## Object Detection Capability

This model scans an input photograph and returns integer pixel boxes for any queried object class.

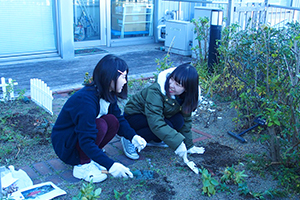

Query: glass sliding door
[111,0,154,39]
[73,0,106,47]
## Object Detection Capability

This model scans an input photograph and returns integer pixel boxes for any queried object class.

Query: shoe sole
[73,171,108,183]
[85,174,107,183]
[73,163,108,183]
[121,138,139,160]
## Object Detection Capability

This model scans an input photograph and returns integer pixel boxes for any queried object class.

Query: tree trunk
[268,126,281,162]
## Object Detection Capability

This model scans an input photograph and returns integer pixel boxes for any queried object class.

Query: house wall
[57,0,74,59]
[1,0,299,62]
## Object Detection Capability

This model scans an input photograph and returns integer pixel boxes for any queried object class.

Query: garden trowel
[185,160,199,174]
[183,155,199,174]
[101,169,155,180]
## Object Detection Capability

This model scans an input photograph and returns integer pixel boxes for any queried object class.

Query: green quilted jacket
[124,68,194,150]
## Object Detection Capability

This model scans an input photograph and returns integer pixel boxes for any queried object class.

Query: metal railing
[266,4,300,28]
[161,0,299,29]
[233,3,300,30]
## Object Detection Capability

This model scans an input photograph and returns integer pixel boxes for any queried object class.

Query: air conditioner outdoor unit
[164,20,193,56]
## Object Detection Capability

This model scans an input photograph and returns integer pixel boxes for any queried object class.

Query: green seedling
[72,180,102,200]
[221,165,248,185]
[200,167,219,196]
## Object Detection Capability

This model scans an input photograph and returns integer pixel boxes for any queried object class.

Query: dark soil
[0,96,299,200]
[196,142,239,173]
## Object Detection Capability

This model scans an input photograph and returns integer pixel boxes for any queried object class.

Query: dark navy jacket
[51,86,136,170]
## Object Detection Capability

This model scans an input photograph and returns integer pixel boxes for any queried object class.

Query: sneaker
[73,162,107,183]
[147,141,168,148]
[91,160,107,171]
[121,137,139,160]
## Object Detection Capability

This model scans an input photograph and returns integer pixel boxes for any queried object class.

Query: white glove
[187,146,205,154]
[131,135,147,152]
[108,162,133,178]
[174,142,188,162]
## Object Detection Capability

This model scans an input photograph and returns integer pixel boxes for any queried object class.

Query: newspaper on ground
[9,182,66,200]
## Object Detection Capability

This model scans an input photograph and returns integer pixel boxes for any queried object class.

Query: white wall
[58,0,74,59]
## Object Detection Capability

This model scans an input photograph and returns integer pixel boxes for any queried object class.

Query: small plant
[199,167,219,196]
[33,118,53,144]
[125,181,145,200]
[221,165,248,185]
[3,79,16,101]
[191,16,210,65]
[234,170,248,184]
[113,189,124,200]
[245,153,268,177]
[218,182,233,194]
[220,165,235,184]
[127,78,149,90]
[154,53,173,79]
[237,181,250,196]
[72,180,102,200]
[83,72,93,85]
[1,80,25,108]
[273,165,300,193]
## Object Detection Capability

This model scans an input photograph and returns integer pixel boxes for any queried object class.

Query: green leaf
[204,179,210,187]
[94,188,102,196]
[208,185,215,193]
[271,53,277,58]
[211,74,221,83]
[211,179,219,186]
[274,120,280,126]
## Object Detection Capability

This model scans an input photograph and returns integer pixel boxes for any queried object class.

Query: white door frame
[74,0,107,48]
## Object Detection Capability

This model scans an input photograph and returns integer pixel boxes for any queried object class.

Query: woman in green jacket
[121,63,205,161]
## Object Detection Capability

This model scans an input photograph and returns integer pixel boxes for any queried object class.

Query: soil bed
[0,94,299,200]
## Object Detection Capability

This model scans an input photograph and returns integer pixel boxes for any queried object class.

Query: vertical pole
[263,0,269,25]
[8,78,14,100]
[226,0,234,27]
[1,77,6,101]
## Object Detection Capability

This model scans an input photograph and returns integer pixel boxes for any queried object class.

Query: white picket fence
[0,77,18,101]
[30,78,53,115]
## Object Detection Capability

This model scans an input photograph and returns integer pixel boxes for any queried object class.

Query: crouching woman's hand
[187,146,205,154]
[108,162,133,178]
[131,135,147,152]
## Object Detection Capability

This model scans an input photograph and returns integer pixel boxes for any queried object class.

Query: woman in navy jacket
[51,54,146,183]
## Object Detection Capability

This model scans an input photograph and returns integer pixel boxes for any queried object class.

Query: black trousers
[124,112,184,142]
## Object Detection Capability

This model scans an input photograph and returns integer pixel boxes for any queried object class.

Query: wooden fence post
[30,78,53,115]
[0,77,18,101]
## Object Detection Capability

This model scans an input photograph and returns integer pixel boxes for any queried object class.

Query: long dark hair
[165,63,199,113]
[86,54,128,102]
